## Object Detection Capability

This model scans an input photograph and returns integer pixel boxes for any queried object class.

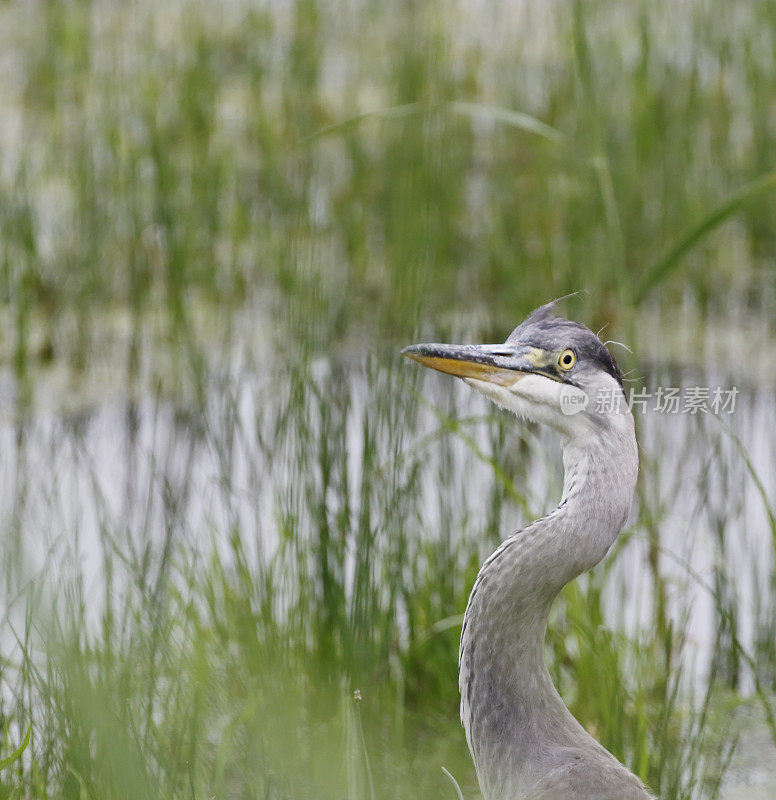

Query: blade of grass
[0,724,31,771]
[441,766,465,800]
[714,415,776,554]
[298,101,564,148]
[647,536,776,745]
[634,170,776,303]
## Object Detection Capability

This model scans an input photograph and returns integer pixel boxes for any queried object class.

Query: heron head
[402,300,630,438]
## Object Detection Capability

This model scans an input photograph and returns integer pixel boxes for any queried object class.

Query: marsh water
[4,334,775,675]
[3,299,776,796]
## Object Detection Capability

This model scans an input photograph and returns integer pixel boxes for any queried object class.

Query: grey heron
[403,301,653,800]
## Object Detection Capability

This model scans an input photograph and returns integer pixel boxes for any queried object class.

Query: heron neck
[459,421,637,800]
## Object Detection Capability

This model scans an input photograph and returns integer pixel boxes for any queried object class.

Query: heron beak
[401,342,558,386]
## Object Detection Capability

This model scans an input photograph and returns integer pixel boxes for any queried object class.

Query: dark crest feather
[507,299,624,388]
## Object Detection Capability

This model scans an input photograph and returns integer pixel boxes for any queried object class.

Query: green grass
[1,0,776,798]
[2,362,772,799]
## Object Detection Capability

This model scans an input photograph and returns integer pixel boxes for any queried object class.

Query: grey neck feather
[459,419,640,800]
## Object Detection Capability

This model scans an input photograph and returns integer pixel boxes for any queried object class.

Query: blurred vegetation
[0,0,775,798]
[1,0,775,389]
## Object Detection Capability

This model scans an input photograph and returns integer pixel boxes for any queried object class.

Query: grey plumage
[404,302,654,800]
[506,303,625,388]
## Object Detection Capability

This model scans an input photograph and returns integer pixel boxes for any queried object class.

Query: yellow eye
[558,349,576,371]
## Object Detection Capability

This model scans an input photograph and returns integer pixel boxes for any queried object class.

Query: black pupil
[563,353,572,365]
